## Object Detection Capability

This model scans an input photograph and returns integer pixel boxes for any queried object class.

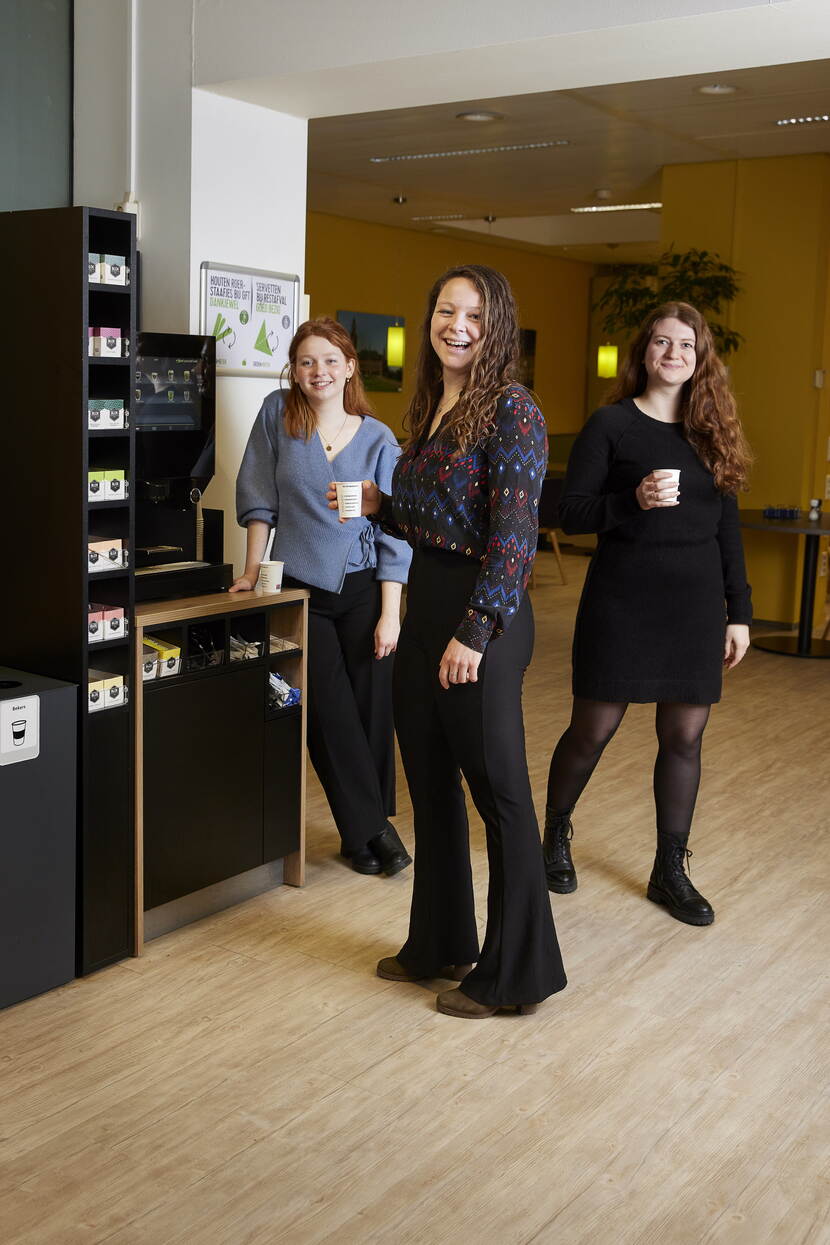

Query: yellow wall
[305,212,594,442]
[662,154,830,626]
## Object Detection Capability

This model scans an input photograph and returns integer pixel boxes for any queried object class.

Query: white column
[190,90,308,574]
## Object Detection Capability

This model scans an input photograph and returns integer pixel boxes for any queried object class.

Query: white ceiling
[198,0,830,120]
[194,0,783,89]
[307,59,830,263]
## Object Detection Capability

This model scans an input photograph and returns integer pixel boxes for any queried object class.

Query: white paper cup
[335,480,363,519]
[655,468,680,502]
[258,560,284,593]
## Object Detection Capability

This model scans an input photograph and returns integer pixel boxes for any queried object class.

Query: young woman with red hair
[234,318,412,877]
[543,303,752,926]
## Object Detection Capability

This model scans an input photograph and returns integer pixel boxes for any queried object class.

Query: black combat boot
[647,833,714,925]
[543,809,577,894]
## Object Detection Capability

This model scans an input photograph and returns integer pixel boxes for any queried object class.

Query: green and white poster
[199,262,300,378]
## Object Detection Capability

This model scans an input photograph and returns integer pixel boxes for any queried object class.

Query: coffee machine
[134,332,232,600]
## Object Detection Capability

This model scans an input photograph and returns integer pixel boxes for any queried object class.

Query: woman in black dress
[330,265,566,1017]
[543,302,752,925]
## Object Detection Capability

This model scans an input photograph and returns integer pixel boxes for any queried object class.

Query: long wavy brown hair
[283,317,373,439]
[404,265,519,453]
[608,301,751,493]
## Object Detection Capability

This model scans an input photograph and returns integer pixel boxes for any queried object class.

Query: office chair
[532,475,567,587]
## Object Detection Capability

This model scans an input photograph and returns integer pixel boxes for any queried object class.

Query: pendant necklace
[318,412,349,453]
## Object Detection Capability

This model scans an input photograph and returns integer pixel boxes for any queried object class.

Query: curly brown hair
[283,317,373,439]
[607,301,751,493]
[404,265,519,453]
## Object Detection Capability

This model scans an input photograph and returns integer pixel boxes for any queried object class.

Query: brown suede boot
[376,957,473,982]
[436,987,538,1018]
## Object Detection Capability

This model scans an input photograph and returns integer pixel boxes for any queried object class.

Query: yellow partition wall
[305,212,594,441]
[662,154,830,627]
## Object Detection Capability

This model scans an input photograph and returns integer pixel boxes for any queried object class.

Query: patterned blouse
[380,383,548,652]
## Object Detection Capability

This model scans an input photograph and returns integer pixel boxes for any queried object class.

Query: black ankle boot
[543,809,577,894]
[647,834,714,925]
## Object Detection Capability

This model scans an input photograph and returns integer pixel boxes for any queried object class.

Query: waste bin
[0,667,76,1009]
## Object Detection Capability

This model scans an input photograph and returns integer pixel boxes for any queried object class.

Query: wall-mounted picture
[515,328,537,390]
[336,310,404,392]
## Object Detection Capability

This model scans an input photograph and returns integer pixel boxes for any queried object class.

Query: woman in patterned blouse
[330,265,567,1018]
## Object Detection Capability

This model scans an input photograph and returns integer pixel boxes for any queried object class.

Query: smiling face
[429,277,483,381]
[292,335,354,404]
[644,316,697,389]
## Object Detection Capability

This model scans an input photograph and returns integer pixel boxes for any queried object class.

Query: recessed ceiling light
[776,114,830,126]
[456,110,504,122]
[571,202,662,214]
[411,213,465,222]
[369,139,569,164]
[698,83,737,96]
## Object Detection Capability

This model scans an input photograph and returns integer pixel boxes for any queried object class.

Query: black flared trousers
[285,569,395,854]
[394,549,567,1007]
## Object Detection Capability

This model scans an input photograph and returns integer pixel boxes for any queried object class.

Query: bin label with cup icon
[0,695,40,765]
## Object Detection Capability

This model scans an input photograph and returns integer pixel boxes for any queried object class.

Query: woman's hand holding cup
[326,479,381,521]
[636,469,680,510]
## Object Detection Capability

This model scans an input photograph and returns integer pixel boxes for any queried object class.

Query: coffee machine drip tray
[134,561,233,602]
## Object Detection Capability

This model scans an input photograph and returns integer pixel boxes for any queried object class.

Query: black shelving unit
[0,206,137,975]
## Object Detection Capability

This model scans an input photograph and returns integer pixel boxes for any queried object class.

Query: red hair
[283,317,373,438]
[608,301,751,493]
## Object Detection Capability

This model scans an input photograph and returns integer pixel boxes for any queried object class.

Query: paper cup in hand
[258,560,284,593]
[656,468,680,502]
[335,481,363,519]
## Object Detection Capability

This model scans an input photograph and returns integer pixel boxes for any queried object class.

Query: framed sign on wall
[200,262,300,378]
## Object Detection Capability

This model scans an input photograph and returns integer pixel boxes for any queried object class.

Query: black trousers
[285,570,395,854]
[394,549,567,1007]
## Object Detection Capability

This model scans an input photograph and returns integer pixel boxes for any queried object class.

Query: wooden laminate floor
[2,551,828,1245]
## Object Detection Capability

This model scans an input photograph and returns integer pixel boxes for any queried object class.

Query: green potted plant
[596,248,743,356]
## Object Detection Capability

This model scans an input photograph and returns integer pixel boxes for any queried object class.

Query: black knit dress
[560,399,752,705]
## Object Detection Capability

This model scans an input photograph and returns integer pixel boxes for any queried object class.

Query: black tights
[546,697,711,841]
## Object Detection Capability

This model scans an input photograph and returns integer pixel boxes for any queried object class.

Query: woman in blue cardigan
[233,317,412,877]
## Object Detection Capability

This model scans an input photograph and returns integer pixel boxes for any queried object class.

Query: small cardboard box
[102,605,126,640]
[89,327,122,358]
[87,668,108,713]
[103,469,125,500]
[141,645,159,681]
[88,470,106,501]
[103,674,126,708]
[102,254,127,285]
[88,252,104,283]
[87,606,105,643]
[143,634,181,678]
[88,539,122,572]
[88,399,125,429]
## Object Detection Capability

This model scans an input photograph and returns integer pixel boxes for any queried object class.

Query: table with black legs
[739,510,830,658]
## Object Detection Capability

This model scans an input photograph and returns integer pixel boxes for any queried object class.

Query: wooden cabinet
[135,588,308,950]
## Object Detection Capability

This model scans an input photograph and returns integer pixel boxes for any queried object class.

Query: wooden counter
[133,587,309,953]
